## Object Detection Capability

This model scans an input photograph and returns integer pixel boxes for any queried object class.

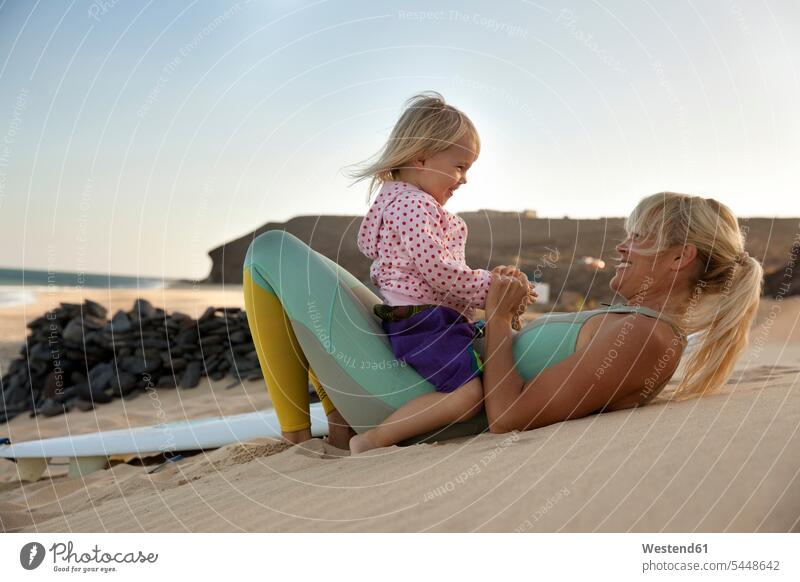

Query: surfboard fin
[68,456,109,478]
[16,458,49,482]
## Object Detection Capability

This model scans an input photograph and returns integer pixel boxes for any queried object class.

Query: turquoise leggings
[242,230,487,441]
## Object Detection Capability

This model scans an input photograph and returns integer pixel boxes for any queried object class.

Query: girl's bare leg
[350,377,483,454]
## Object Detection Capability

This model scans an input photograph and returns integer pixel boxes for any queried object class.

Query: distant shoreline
[0,267,222,290]
[0,281,241,309]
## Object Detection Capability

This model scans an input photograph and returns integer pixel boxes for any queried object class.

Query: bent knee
[246,229,308,267]
[247,230,291,260]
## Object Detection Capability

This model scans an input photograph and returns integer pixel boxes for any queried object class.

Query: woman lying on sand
[242,193,762,449]
[478,193,762,433]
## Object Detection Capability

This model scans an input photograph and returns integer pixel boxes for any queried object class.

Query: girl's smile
[404,134,477,205]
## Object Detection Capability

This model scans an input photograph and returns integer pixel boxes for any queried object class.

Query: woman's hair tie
[735,250,750,265]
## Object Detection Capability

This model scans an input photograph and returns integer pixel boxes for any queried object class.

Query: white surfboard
[0,403,328,481]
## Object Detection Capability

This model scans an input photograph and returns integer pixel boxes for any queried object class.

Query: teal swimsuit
[513,304,687,388]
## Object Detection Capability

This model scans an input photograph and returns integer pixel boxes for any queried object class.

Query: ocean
[0,267,179,308]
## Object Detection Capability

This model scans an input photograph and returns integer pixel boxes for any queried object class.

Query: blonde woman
[481,193,763,433]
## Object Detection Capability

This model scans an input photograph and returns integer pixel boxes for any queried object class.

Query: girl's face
[414,135,478,205]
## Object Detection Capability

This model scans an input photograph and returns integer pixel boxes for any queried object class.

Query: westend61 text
[642,543,707,553]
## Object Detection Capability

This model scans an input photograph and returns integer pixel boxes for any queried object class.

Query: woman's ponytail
[674,255,763,399]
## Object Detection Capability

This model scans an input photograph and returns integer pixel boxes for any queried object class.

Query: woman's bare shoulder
[596,313,683,407]
[608,312,681,365]
[575,313,680,398]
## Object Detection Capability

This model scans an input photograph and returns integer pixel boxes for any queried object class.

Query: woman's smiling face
[610,231,674,298]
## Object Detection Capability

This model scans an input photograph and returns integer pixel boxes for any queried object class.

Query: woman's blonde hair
[625,193,763,400]
[349,91,480,196]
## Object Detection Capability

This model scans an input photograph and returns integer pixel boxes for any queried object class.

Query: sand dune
[1,292,799,532]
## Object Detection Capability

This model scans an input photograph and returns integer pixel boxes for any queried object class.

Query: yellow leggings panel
[308,369,334,417]
[243,269,335,432]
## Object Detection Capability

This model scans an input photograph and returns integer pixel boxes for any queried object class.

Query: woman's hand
[487,268,532,324]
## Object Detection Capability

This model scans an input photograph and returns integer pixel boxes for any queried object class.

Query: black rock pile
[0,299,263,423]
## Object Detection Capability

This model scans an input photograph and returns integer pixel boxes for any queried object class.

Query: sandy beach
[1,288,799,532]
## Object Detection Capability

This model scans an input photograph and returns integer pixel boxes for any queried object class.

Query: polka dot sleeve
[397,196,492,308]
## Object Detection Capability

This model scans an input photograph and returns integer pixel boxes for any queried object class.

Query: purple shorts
[378,305,484,393]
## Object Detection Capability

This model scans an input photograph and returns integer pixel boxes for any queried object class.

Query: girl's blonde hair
[349,91,480,196]
[625,192,763,400]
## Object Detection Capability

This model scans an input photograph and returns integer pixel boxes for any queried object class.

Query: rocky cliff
[207,213,799,305]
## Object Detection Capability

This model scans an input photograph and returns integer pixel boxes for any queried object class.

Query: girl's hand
[525,281,538,305]
[492,266,537,305]
[487,272,530,324]
[492,265,522,278]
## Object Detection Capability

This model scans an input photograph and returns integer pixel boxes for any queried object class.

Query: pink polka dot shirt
[357,181,491,320]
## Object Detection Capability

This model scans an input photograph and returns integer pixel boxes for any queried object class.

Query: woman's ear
[672,244,698,271]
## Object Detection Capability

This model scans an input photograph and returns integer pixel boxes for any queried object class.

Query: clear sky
[0,0,798,279]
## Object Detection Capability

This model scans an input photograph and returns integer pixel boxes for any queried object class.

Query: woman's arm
[483,277,677,433]
[483,301,525,432]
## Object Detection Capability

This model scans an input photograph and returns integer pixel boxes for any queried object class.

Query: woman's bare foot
[326,409,356,450]
[349,431,379,455]
[281,428,312,445]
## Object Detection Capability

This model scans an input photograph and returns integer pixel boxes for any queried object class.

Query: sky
[0,0,798,279]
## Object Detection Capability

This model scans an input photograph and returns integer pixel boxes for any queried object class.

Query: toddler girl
[349,92,534,454]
